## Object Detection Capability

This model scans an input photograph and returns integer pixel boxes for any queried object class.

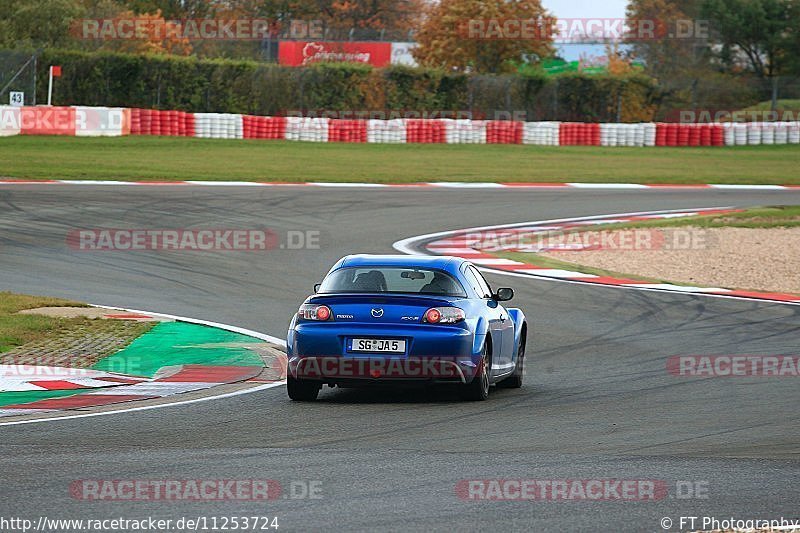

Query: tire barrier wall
[600,123,657,147]
[242,116,287,140]
[367,119,407,144]
[523,122,561,146]
[194,113,242,139]
[560,122,601,146]
[654,123,725,147]
[2,106,800,147]
[130,108,195,137]
[285,117,329,142]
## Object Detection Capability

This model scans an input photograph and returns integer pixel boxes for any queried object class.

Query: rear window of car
[319,267,467,297]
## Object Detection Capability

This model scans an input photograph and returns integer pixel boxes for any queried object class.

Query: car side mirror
[494,288,514,302]
[314,283,321,294]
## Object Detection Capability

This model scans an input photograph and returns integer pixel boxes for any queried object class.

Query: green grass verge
[0,292,87,353]
[0,292,153,356]
[1,136,800,184]
[580,206,800,231]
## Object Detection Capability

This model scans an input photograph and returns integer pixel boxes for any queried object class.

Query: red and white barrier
[789,122,800,144]
[285,117,329,142]
[0,365,146,392]
[195,113,243,139]
[406,119,447,144]
[523,122,560,146]
[654,123,725,147]
[600,123,656,147]
[367,118,406,143]
[559,122,601,146]
[445,119,487,144]
[2,105,800,148]
[74,107,130,137]
[130,108,194,136]
[243,115,286,140]
[487,121,523,144]
[0,106,21,136]
[329,119,367,143]
[9,106,77,136]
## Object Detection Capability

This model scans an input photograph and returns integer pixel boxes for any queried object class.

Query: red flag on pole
[51,66,62,77]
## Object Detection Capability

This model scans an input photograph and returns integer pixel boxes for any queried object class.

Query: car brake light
[299,304,332,321]
[424,307,465,324]
[316,305,331,321]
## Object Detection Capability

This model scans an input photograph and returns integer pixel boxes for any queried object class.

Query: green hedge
[29,48,659,121]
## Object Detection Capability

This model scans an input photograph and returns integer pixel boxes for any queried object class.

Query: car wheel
[499,337,525,389]
[287,375,320,401]
[460,343,490,401]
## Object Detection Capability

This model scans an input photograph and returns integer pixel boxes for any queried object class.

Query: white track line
[394,207,800,308]
[90,305,286,348]
[0,306,287,427]
[709,184,788,190]
[0,180,798,190]
[0,382,285,427]
[565,183,650,189]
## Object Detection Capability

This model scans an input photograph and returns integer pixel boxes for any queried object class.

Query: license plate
[350,338,406,353]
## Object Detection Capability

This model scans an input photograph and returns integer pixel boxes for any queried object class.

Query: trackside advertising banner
[0,106,130,137]
[0,106,21,136]
[17,107,77,135]
[74,107,131,136]
[278,41,392,67]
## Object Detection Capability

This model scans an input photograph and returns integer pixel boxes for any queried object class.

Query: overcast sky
[539,0,632,61]
[541,0,629,20]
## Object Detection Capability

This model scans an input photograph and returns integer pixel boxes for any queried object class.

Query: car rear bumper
[290,322,475,357]
[288,355,474,384]
[288,323,480,384]
[287,323,482,385]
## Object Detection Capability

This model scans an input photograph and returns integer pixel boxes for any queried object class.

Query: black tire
[460,343,491,401]
[287,375,320,401]
[499,337,525,389]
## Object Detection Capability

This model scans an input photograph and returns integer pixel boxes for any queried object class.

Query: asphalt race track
[0,185,799,531]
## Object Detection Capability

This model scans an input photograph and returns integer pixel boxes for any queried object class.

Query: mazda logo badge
[371,308,384,318]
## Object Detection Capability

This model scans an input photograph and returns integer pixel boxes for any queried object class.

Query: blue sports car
[286,255,528,401]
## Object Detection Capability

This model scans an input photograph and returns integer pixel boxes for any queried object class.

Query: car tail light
[424,307,465,324]
[299,304,332,321]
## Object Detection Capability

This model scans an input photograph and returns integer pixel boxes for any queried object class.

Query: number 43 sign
[9,92,24,106]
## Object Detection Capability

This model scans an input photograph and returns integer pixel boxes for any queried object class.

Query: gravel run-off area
[539,226,800,294]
